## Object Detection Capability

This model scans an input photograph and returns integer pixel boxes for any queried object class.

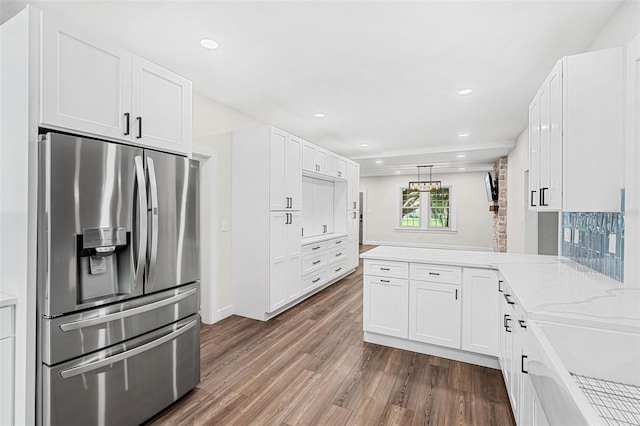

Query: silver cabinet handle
[133,156,147,289]
[146,157,159,288]
[59,319,198,379]
[59,288,197,332]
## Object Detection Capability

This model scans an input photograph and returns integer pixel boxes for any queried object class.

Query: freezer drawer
[42,283,199,365]
[42,315,200,426]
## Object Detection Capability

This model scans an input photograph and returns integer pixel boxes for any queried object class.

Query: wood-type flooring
[148,245,515,426]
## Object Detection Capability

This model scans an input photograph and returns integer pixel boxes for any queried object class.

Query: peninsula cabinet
[461,268,499,356]
[364,260,409,338]
[529,47,624,212]
[41,10,192,155]
[409,280,461,348]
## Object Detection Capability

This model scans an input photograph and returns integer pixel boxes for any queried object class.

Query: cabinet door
[501,294,514,407]
[269,212,288,311]
[461,269,499,356]
[538,62,562,211]
[364,276,408,338]
[286,135,302,209]
[301,177,313,238]
[322,180,334,234]
[347,161,360,210]
[286,212,302,302]
[0,337,13,426]
[269,128,288,210]
[409,281,461,349]
[131,56,191,155]
[302,141,316,172]
[316,149,328,174]
[41,13,132,140]
[328,154,347,179]
[528,98,541,211]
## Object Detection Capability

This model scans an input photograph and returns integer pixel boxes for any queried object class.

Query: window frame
[396,184,457,232]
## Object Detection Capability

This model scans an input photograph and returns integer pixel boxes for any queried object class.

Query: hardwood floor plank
[148,244,516,426]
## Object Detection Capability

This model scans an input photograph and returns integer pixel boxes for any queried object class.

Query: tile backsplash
[561,212,624,282]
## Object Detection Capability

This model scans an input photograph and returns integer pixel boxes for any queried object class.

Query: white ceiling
[0,0,623,176]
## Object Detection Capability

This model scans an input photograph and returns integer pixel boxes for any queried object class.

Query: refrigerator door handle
[147,157,159,287]
[59,287,197,332]
[134,156,148,288]
[59,318,198,379]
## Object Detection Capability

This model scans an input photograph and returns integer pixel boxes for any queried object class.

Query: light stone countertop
[302,233,348,246]
[0,291,18,308]
[361,246,640,334]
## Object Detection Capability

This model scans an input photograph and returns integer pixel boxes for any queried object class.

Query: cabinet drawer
[302,253,327,275]
[0,307,13,339]
[364,260,409,279]
[327,260,347,280]
[410,263,461,284]
[301,241,327,257]
[327,247,346,264]
[327,237,347,250]
[302,269,327,293]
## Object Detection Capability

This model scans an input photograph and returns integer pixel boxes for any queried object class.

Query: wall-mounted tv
[485,172,498,202]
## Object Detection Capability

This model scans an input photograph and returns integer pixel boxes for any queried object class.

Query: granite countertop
[0,291,18,308]
[361,246,640,334]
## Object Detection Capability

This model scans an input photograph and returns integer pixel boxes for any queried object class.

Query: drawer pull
[518,320,527,329]
[335,267,342,272]
[335,252,342,257]
[504,294,515,305]
[312,278,321,283]
[498,280,504,293]
[380,279,390,283]
[312,246,321,250]
[429,272,440,276]
[504,314,512,332]
[380,267,390,271]
[312,260,321,265]
[335,240,342,244]
[521,354,529,374]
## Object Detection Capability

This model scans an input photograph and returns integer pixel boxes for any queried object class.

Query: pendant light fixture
[408,165,441,192]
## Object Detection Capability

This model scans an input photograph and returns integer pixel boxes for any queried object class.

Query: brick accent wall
[493,157,508,252]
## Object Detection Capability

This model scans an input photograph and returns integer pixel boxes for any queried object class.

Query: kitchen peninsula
[361,245,640,425]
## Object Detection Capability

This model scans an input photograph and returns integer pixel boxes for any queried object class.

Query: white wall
[360,172,494,250]
[505,0,640,254]
[191,92,264,319]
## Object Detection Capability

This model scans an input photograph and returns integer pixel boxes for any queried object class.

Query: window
[398,186,455,230]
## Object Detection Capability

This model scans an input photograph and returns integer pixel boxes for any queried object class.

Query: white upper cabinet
[347,161,360,211]
[270,129,302,210]
[529,47,624,212]
[40,11,192,155]
[327,153,347,179]
[302,141,328,175]
[131,56,192,155]
[41,13,132,140]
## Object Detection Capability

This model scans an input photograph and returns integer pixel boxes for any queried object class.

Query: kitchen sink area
[528,320,640,425]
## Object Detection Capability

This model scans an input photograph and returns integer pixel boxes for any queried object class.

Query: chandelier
[408,165,441,192]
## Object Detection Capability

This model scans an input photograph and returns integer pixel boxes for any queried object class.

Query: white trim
[393,228,457,234]
[362,240,492,252]
[192,148,218,324]
[364,332,499,370]
[217,304,233,321]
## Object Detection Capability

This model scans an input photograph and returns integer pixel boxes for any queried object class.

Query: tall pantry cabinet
[232,127,359,320]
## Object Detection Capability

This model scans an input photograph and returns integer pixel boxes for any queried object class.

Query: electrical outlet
[564,228,571,243]
[609,234,616,254]
[221,220,229,232]
[574,229,579,242]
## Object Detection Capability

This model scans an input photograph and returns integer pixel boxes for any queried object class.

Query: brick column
[492,157,507,252]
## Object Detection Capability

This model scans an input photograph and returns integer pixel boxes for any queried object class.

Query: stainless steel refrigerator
[37,132,200,425]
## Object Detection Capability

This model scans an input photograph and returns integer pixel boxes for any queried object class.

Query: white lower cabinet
[409,281,461,348]
[462,268,499,356]
[0,305,15,426]
[269,211,301,311]
[363,275,408,338]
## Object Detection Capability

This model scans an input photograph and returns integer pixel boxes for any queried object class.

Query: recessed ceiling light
[395,171,401,174]
[375,160,383,164]
[458,88,473,95]
[361,143,369,147]
[458,133,470,138]
[459,167,466,171]
[314,113,325,118]
[200,39,219,50]
[457,154,466,158]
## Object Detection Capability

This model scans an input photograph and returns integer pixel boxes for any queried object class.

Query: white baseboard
[363,240,492,252]
[364,331,499,370]
[217,305,233,320]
